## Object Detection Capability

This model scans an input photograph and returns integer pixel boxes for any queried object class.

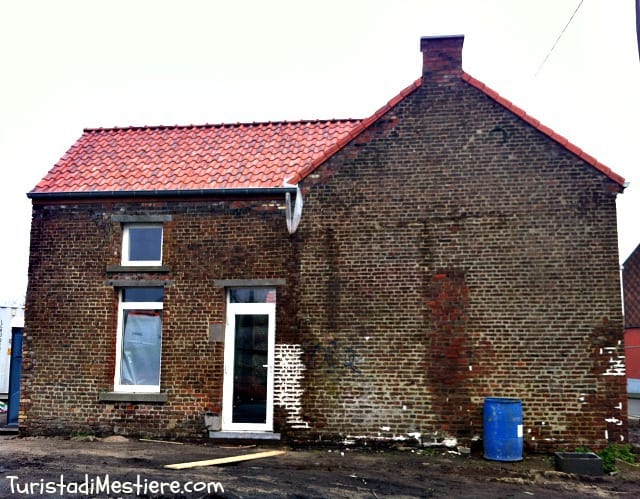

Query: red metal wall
[625,328,640,379]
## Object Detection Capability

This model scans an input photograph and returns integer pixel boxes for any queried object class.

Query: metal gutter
[27,187,296,201]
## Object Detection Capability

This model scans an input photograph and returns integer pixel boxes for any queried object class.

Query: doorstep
[209,431,281,440]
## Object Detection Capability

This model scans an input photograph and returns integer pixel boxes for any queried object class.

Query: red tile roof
[30,72,624,197]
[31,120,361,194]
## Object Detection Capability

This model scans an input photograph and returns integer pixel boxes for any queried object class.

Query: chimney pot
[420,35,464,81]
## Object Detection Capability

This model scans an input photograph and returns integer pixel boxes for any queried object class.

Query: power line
[535,0,584,76]
[636,0,639,60]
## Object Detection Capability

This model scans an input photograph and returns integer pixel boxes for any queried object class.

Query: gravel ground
[0,431,639,498]
[0,415,638,498]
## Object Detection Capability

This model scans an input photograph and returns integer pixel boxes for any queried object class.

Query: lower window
[114,287,164,393]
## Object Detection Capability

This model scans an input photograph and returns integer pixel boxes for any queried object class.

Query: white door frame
[222,300,275,432]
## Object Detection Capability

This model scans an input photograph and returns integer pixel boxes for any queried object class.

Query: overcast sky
[1,0,638,304]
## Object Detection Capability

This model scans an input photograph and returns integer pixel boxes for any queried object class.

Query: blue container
[483,397,523,461]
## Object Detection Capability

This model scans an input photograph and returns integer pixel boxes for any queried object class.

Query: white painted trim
[222,300,275,432]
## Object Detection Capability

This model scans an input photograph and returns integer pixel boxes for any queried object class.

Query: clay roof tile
[31,119,362,194]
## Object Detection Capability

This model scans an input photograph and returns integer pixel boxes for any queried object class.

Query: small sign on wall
[209,324,224,343]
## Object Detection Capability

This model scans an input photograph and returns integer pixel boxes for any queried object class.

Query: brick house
[23,35,627,449]
[623,243,640,416]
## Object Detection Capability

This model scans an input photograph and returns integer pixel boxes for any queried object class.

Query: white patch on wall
[602,346,625,376]
[274,344,310,429]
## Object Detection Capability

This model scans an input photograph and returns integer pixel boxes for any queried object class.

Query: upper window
[122,224,163,266]
[114,287,164,393]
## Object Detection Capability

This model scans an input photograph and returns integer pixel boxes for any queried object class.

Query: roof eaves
[287,77,423,184]
[461,72,625,187]
[27,186,296,201]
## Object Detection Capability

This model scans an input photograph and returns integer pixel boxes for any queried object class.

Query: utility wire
[636,0,639,60]
[535,0,584,76]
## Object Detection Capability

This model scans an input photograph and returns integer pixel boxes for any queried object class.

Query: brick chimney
[420,35,464,82]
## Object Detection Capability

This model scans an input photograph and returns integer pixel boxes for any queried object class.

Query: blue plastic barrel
[483,397,523,461]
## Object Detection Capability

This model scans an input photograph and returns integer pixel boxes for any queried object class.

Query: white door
[222,289,275,432]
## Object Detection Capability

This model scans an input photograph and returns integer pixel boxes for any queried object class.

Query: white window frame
[121,224,163,266]
[114,290,163,393]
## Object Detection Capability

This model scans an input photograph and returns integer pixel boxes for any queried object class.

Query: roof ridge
[83,118,362,133]
[461,72,625,187]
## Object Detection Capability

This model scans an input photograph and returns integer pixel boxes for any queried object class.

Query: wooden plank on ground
[164,449,286,470]
[140,438,184,445]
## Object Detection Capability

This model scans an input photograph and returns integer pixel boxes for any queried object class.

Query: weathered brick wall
[23,198,298,437]
[294,69,625,449]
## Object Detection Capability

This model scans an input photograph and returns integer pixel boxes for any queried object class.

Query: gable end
[462,73,625,190]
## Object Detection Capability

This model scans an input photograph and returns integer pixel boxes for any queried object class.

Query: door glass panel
[232,314,268,423]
